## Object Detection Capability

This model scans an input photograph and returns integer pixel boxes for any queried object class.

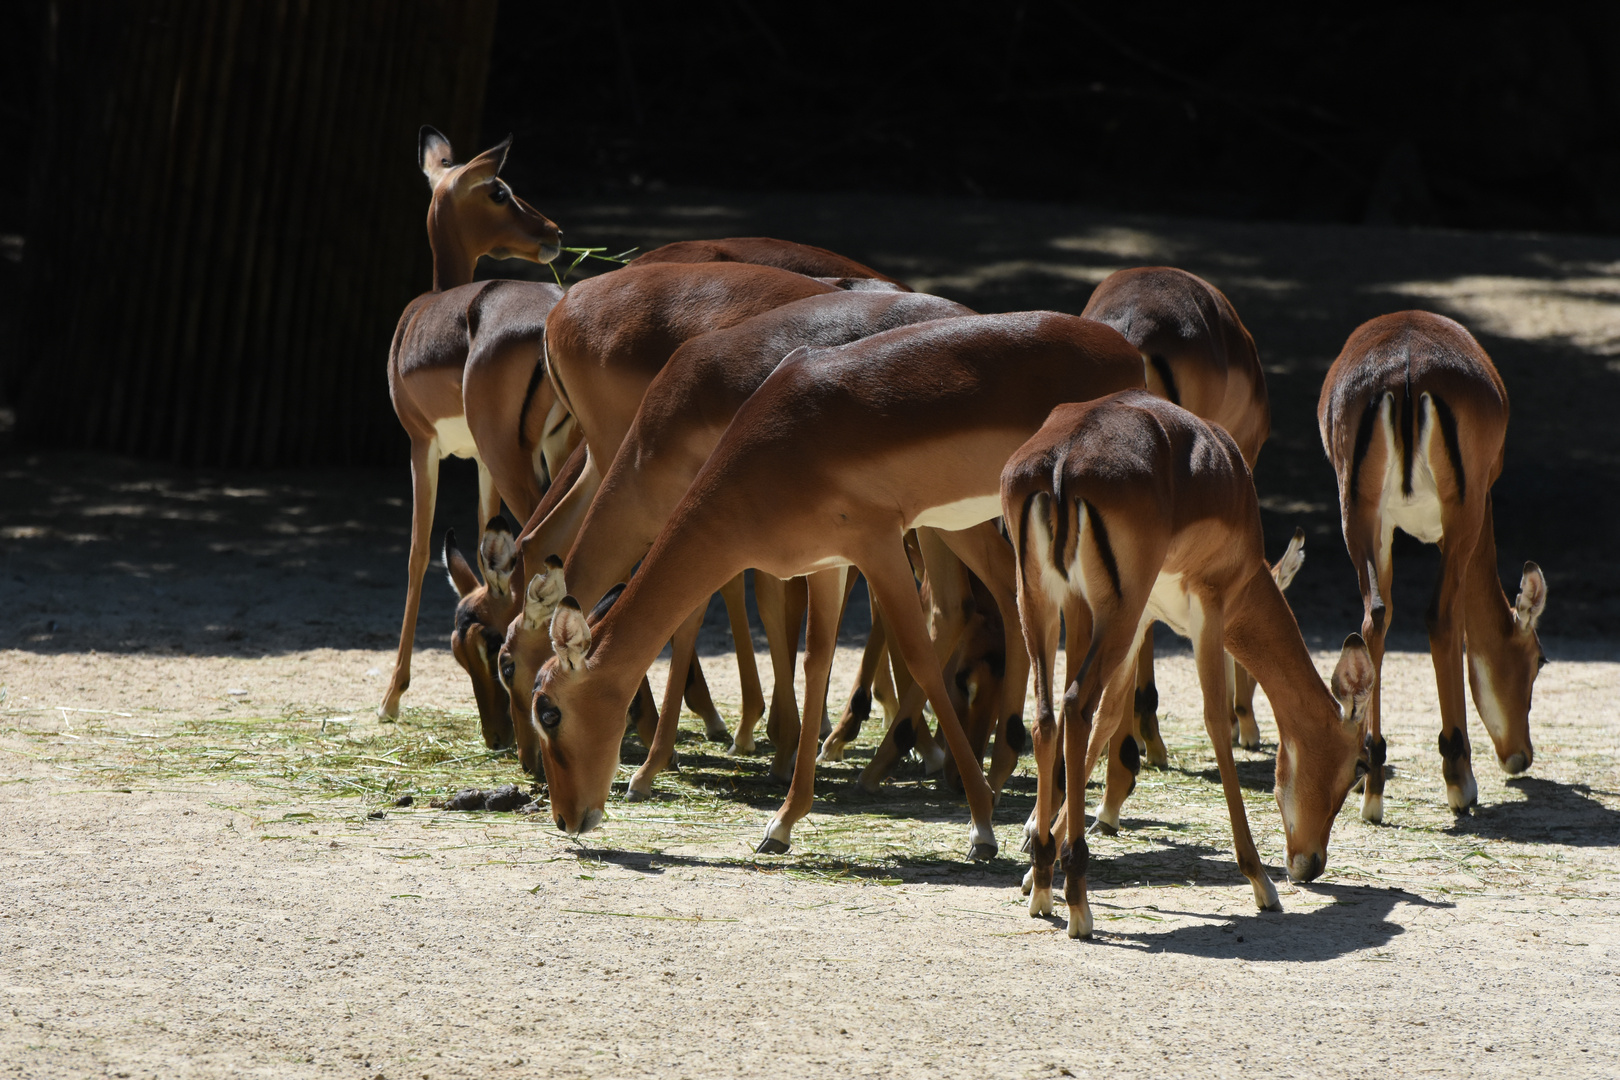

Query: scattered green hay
[549,245,638,286]
[7,696,1615,900]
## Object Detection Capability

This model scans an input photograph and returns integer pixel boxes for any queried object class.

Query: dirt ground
[3,193,1620,1078]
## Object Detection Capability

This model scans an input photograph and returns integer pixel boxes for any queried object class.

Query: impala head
[419,126,562,278]
[531,585,633,837]
[1274,634,1375,883]
[444,520,522,750]
[497,555,568,776]
[1467,562,1547,775]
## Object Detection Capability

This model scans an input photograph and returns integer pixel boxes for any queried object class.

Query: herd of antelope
[382,129,1549,938]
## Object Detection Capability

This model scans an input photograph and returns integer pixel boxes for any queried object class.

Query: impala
[381,127,563,731]
[1003,390,1374,937]
[530,312,1146,860]
[1319,310,1546,821]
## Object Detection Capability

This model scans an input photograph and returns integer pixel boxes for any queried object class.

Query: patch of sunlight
[1377,275,1620,357]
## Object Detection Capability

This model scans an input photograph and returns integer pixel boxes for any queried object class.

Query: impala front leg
[1350,524,1394,823]
[1430,522,1482,813]
[759,568,849,854]
[1019,566,1066,918]
[1195,602,1280,912]
[627,605,706,801]
[382,437,441,719]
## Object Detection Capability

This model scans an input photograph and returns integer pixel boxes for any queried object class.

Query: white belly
[908,495,1002,532]
[1145,571,1194,638]
[434,416,479,460]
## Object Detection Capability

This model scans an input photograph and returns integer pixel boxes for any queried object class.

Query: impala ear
[549,596,591,671]
[1272,528,1306,592]
[1331,633,1375,725]
[1515,562,1547,632]
[442,529,480,598]
[477,518,518,598]
[523,555,567,630]
[453,135,512,193]
[419,125,455,187]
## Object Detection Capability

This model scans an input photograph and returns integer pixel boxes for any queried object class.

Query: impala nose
[1289,850,1324,883]
[1501,752,1530,775]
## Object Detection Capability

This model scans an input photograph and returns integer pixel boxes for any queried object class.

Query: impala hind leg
[721,573,766,751]
[863,542,998,861]
[1016,552,1066,918]
[681,648,731,743]
[1350,526,1395,823]
[628,604,707,801]
[1132,627,1168,766]
[382,438,441,719]
[751,574,803,779]
[759,568,849,853]
[820,591,887,761]
[1429,523,1483,813]
[1195,601,1280,912]
[1232,658,1263,751]
[631,678,658,748]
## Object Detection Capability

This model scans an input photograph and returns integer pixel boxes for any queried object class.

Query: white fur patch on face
[1469,653,1513,746]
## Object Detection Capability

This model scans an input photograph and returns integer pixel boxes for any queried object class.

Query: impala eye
[499,654,515,691]
[535,693,562,730]
[1536,654,1548,671]
[490,184,509,204]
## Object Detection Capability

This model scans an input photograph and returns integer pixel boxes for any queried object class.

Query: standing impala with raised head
[1319,311,1547,822]
[380,126,563,728]
[1002,391,1374,937]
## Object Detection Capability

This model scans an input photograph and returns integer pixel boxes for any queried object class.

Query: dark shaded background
[1,2,1616,644]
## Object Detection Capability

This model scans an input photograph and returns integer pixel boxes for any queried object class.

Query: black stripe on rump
[1148,354,1180,406]
[1348,393,1382,504]
[1428,393,1467,501]
[1400,386,1417,497]
[516,353,548,450]
[1048,483,1070,582]
[1083,499,1122,600]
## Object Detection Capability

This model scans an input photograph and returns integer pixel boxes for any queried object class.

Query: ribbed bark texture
[20,0,497,466]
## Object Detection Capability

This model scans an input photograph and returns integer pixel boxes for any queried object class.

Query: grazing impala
[529,312,1145,860]
[516,289,975,792]
[1319,311,1546,822]
[1080,266,1275,761]
[1002,391,1374,937]
[476,261,840,770]
[446,245,911,754]
[381,127,563,724]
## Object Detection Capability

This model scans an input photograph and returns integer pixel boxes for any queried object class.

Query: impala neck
[582,516,744,705]
[1462,507,1517,660]
[1222,565,1338,731]
[426,206,477,292]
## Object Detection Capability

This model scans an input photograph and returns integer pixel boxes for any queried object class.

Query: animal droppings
[431,785,537,812]
[392,794,414,807]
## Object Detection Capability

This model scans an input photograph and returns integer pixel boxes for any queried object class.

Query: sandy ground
[4,191,1620,1078]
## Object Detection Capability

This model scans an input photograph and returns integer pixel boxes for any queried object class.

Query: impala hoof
[755,837,790,855]
[1447,776,1479,813]
[1255,874,1283,912]
[625,786,651,804]
[1020,866,1034,895]
[920,742,947,776]
[968,842,998,862]
[967,820,998,862]
[817,739,846,763]
[1029,886,1053,917]
[1501,752,1529,775]
[1067,902,1093,939]
[1361,791,1384,824]
[728,736,756,756]
[704,721,731,743]
[1088,809,1119,837]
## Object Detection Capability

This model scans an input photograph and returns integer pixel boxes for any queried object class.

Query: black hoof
[1091,819,1119,837]
[755,837,790,855]
[967,842,998,862]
